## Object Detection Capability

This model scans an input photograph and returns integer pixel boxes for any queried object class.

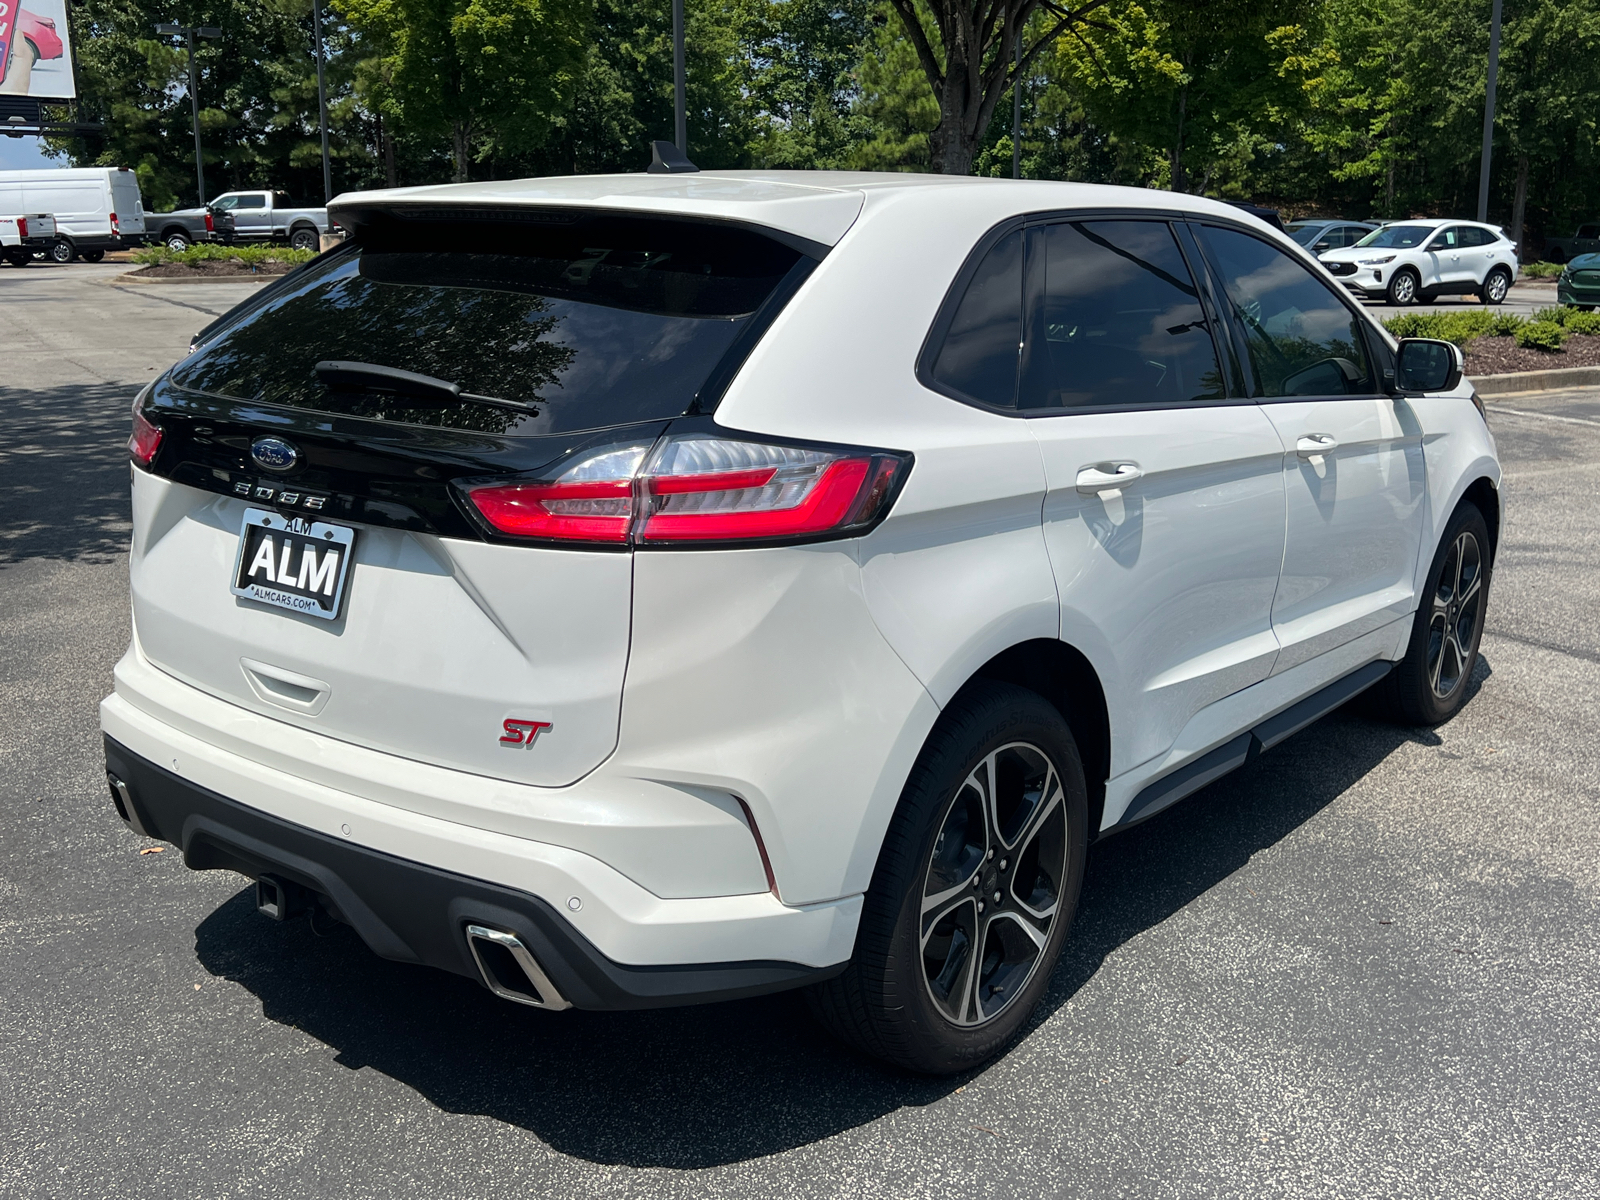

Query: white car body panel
[1257,396,1427,673]
[1030,404,1287,775]
[129,472,634,789]
[0,166,146,244]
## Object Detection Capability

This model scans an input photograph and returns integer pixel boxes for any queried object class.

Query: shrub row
[130,244,317,267]
[1380,304,1600,350]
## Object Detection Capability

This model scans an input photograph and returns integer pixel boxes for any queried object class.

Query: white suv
[102,173,1500,1074]
[1318,218,1519,306]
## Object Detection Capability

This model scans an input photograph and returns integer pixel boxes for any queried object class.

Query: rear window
[171,215,803,435]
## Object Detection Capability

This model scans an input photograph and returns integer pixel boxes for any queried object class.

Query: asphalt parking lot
[3,262,1598,1200]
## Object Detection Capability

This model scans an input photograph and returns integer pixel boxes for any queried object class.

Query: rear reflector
[129,409,163,466]
[464,434,909,548]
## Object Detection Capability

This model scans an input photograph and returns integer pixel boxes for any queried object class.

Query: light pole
[672,0,686,153]
[1476,0,1502,223]
[156,23,223,207]
[1012,32,1022,180]
[312,0,332,204]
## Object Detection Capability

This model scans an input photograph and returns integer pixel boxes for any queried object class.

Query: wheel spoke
[922,881,971,921]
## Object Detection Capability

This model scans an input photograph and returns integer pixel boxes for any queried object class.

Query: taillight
[463,435,909,547]
[110,212,120,235]
[16,218,25,239]
[128,401,163,467]
[204,212,214,233]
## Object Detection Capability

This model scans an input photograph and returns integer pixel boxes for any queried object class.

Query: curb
[108,272,283,286]
[1470,366,1600,396]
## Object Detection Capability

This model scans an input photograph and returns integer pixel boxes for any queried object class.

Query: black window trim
[1184,218,1388,406]
[918,207,1262,419]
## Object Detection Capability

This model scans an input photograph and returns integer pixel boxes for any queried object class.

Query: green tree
[336,0,589,181]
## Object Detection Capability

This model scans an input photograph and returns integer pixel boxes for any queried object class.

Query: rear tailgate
[130,208,810,787]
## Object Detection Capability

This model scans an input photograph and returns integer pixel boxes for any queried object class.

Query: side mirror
[1395,338,1463,393]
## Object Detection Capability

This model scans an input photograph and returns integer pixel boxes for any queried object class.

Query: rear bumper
[103,733,846,1009]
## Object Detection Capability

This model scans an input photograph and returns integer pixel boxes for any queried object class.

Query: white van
[0,167,148,263]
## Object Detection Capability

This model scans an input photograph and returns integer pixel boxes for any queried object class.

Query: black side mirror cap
[1394,337,1464,394]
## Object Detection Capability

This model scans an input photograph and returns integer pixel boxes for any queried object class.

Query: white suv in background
[102,173,1500,1074]
[1318,218,1519,306]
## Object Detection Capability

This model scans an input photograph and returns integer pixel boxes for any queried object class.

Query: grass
[129,243,316,267]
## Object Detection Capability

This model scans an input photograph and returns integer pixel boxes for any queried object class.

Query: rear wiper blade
[313,360,538,415]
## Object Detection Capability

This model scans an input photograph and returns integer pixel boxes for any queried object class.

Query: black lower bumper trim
[103,736,845,1010]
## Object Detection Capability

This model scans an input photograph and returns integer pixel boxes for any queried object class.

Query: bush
[1381,309,1518,348]
[1531,305,1571,326]
[1563,309,1600,336]
[1513,321,1568,351]
[130,243,316,267]
[1521,261,1565,279]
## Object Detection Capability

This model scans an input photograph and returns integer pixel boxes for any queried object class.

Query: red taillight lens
[16,218,26,239]
[463,436,909,547]
[467,479,634,542]
[129,409,163,466]
[110,212,120,235]
[205,212,214,232]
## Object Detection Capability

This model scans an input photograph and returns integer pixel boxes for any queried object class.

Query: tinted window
[1196,225,1375,398]
[1337,226,1367,247]
[1429,227,1462,250]
[1354,224,1433,249]
[1286,223,1321,246]
[231,194,267,210]
[931,230,1023,407]
[1578,225,1599,238]
[171,216,802,436]
[1023,220,1223,410]
[1459,226,1493,247]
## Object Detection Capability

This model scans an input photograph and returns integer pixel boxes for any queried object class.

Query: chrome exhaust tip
[106,772,152,838]
[465,924,571,1011]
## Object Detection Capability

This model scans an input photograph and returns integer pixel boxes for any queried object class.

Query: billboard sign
[0,0,76,101]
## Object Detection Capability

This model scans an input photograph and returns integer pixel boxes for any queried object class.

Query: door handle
[1296,434,1339,457]
[1075,462,1143,493]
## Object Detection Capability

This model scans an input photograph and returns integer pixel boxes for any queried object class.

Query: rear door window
[170,215,804,436]
[1195,224,1375,398]
[1022,219,1224,410]
[929,229,1024,408]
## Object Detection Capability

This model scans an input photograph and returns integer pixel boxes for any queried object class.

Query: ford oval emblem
[251,436,300,472]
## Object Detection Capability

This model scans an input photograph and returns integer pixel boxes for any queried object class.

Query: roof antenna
[648,140,699,174]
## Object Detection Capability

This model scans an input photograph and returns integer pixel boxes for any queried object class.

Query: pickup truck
[201,191,328,251]
[1544,223,1600,264]
[145,205,236,252]
[1,213,58,267]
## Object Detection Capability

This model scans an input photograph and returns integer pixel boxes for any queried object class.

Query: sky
[0,139,62,171]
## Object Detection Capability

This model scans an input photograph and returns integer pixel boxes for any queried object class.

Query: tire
[808,681,1089,1074]
[1370,502,1492,726]
[164,231,191,252]
[3,249,29,267]
[1479,267,1511,305]
[48,238,76,264]
[289,226,319,253]
[1385,268,1419,306]
[80,249,106,263]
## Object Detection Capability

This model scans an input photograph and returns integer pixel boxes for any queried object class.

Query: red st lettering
[499,718,552,748]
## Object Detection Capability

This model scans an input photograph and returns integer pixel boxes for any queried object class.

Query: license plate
[230,508,356,621]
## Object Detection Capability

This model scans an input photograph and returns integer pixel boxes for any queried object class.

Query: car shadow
[1,384,137,565]
[192,658,1489,1168]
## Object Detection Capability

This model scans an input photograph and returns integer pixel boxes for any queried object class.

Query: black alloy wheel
[1370,502,1492,725]
[290,227,320,253]
[1385,268,1419,306]
[808,681,1088,1074]
[918,742,1070,1027]
[48,238,76,265]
